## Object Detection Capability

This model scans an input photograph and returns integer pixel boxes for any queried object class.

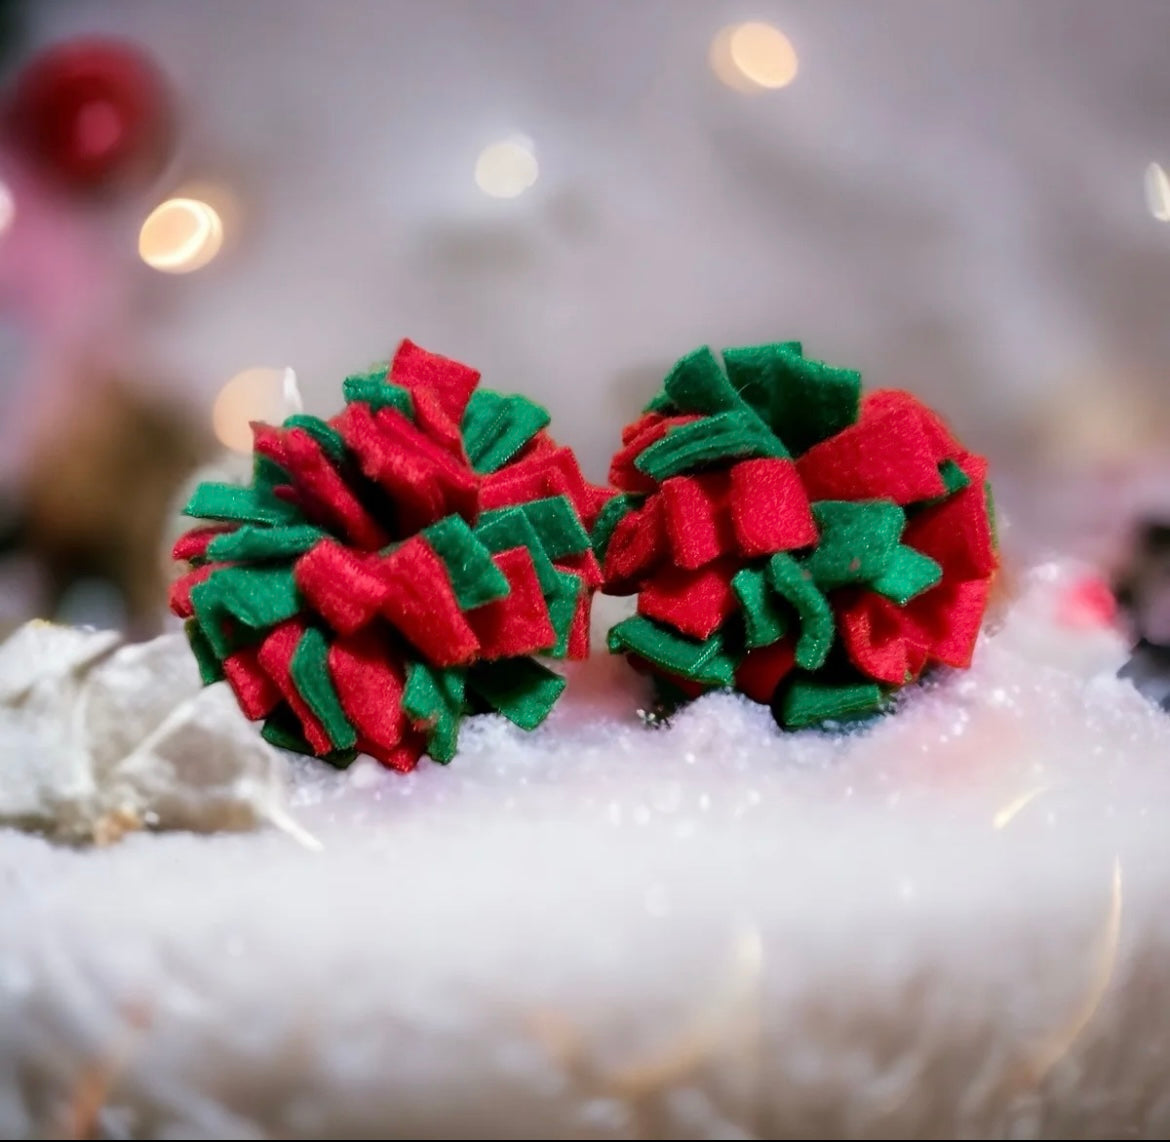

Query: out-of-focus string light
[1145,162,1170,221]
[992,784,1051,830]
[212,366,302,454]
[138,196,223,273]
[475,136,539,199]
[1025,856,1122,1082]
[711,22,799,92]
[709,26,755,93]
[0,181,14,237]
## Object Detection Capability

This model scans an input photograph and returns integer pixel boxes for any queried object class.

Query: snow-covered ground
[2,567,1169,1138]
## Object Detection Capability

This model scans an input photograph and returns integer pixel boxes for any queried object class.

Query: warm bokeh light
[212,366,301,453]
[709,26,755,92]
[138,196,224,272]
[474,137,539,199]
[1145,162,1170,221]
[992,785,1050,829]
[0,181,13,237]
[711,22,798,91]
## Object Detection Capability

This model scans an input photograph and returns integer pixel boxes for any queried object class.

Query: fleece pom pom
[600,340,997,730]
[172,340,609,771]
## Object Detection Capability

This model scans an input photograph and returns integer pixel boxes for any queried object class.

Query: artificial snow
[0,622,293,844]
[2,565,1170,1138]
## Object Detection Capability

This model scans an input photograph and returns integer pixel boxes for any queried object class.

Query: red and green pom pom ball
[597,341,998,729]
[171,340,610,771]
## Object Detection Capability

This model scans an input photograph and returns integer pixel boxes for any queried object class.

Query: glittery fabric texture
[171,339,610,771]
[600,342,997,728]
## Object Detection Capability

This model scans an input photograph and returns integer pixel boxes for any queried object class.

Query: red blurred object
[1057,574,1119,630]
[5,38,171,191]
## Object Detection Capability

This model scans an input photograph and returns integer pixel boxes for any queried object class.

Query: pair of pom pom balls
[171,338,998,771]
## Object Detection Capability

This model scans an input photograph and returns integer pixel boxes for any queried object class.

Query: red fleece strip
[609,412,702,494]
[250,422,289,468]
[280,427,390,550]
[257,620,333,755]
[364,726,427,774]
[389,338,480,429]
[637,558,738,640]
[660,470,735,570]
[337,402,479,532]
[555,548,604,590]
[735,639,797,704]
[172,525,232,562]
[410,385,468,460]
[567,593,592,659]
[907,578,990,668]
[380,536,480,666]
[728,457,818,557]
[294,539,389,636]
[169,564,216,618]
[796,396,947,504]
[585,484,616,527]
[480,445,596,525]
[270,484,305,514]
[837,591,929,686]
[328,628,408,762]
[626,653,710,700]
[603,495,667,587]
[222,646,281,720]
[903,455,996,581]
[468,546,557,659]
[864,390,963,463]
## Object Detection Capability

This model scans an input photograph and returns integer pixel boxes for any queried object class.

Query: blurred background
[0,0,1168,635]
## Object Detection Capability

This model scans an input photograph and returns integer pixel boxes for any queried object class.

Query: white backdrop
[19,0,1170,481]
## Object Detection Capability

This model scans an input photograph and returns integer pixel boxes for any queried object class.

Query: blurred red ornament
[5,38,172,191]
[1056,574,1119,630]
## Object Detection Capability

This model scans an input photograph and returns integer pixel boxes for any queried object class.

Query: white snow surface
[3,566,1170,1139]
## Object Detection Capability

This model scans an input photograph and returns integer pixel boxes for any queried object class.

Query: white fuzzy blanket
[2,567,1169,1139]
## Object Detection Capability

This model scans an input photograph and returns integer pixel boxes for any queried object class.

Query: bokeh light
[474,136,539,199]
[0,181,13,238]
[1145,162,1170,221]
[138,196,224,272]
[212,366,301,453]
[711,22,798,92]
[709,26,756,92]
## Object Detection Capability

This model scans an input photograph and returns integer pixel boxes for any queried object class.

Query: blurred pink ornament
[0,153,133,483]
[4,38,172,193]
[1056,575,1120,631]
